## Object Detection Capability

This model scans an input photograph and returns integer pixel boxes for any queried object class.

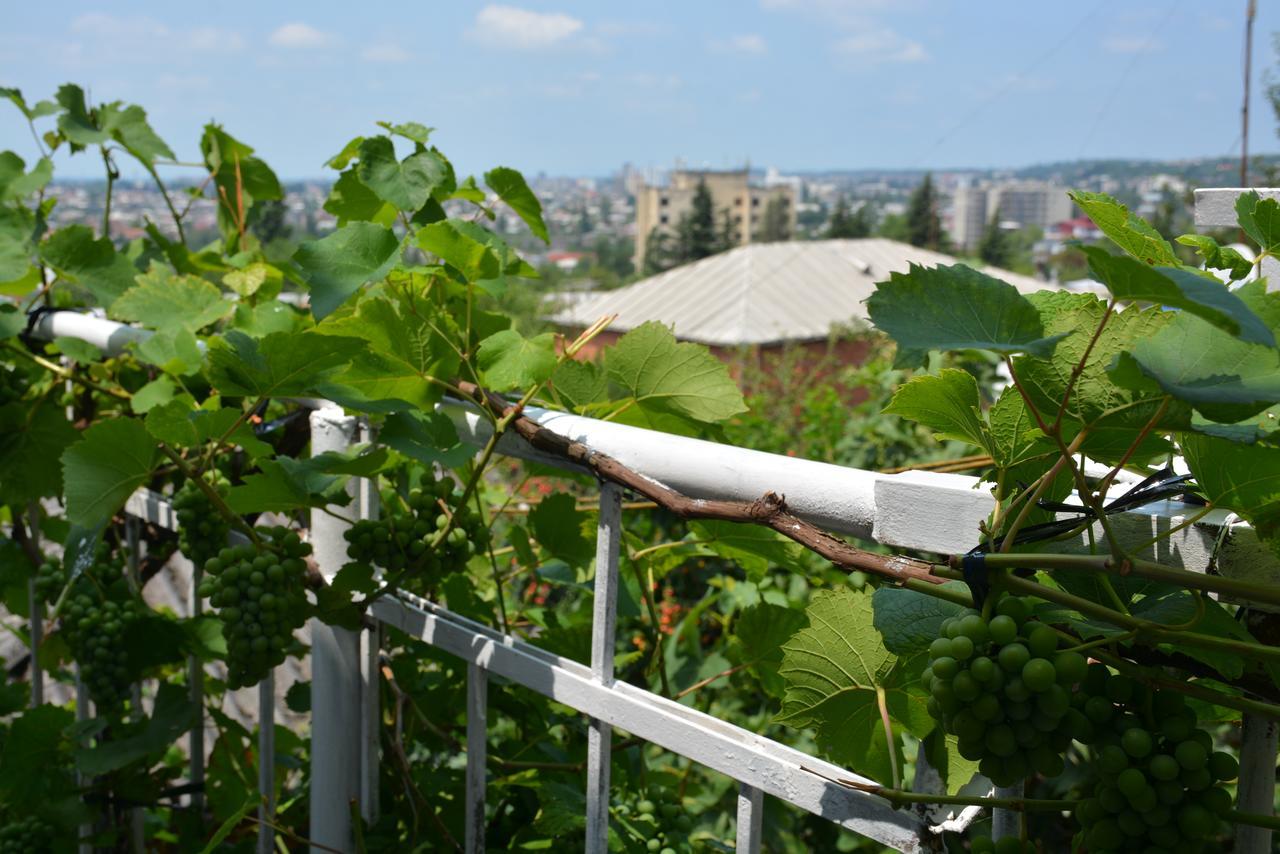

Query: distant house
[550,238,1053,366]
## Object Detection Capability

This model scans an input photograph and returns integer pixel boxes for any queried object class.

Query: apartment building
[633,168,795,270]
[952,180,1074,250]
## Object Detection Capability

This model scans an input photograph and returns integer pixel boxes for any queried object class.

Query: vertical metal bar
[189,550,205,819]
[358,419,381,825]
[1235,712,1278,854]
[26,503,42,707]
[992,782,1023,841]
[76,669,93,854]
[257,672,276,854]
[586,482,623,854]
[309,407,361,854]
[735,782,764,854]
[465,662,488,854]
[125,519,146,853]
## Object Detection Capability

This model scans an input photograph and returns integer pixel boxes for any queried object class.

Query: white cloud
[711,34,767,54]
[268,22,335,49]
[833,29,926,64]
[1102,35,1162,55]
[68,14,243,53]
[471,5,583,49]
[361,43,412,63]
[625,72,683,90]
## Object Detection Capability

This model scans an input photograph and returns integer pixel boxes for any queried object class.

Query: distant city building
[951,180,1074,250]
[632,168,795,270]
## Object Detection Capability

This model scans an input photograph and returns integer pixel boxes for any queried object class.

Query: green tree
[250,197,291,244]
[826,196,872,239]
[757,195,791,242]
[976,209,1013,268]
[643,227,674,275]
[905,173,949,251]
[674,178,720,262]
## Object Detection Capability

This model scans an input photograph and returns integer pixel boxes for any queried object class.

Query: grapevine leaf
[689,519,804,575]
[295,221,402,320]
[323,169,397,226]
[131,376,178,413]
[415,219,501,282]
[551,358,608,411]
[61,418,159,528]
[76,683,195,776]
[206,330,365,399]
[1188,405,1280,444]
[882,369,994,455]
[1081,246,1273,346]
[0,151,52,201]
[0,400,78,504]
[871,584,969,655]
[0,303,24,340]
[199,124,281,247]
[734,603,808,696]
[98,102,175,166]
[529,492,593,567]
[143,401,245,450]
[54,84,109,146]
[866,264,1064,361]
[224,451,382,513]
[1068,191,1179,266]
[316,298,459,411]
[135,329,204,376]
[325,136,364,170]
[0,705,76,804]
[1125,280,1280,422]
[605,321,747,423]
[922,729,981,797]
[484,166,549,243]
[1176,234,1253,280]
[776,587,934,782]
[377,121,434,143]
[378,410,474,470]
[1235,191,1280,254]
[1183,433,1280,545]
[476,328,557,392]
[1014,290,1177,428]
[231,301,306,338]
[987,386,1051,469]
[110,267,234,333]
[40,225,138,307]
[53,336,102,363]
[356,136,448,212]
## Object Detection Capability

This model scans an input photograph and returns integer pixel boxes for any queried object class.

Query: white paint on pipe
[258,673,276,854]
[1235,713,1278,854]
[309,407,361,854]
[735,783,764,854]
[586,482,623,854]
[465,662,488,854]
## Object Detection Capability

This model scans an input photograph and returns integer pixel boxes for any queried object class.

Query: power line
[911,0,1110,168]
[1075,0,1184,159]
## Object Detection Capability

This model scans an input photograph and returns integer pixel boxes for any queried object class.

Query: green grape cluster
[0,816,54,854]
[613,784,694,854]
[62,578,145,713]
[923,595,1087,787]
[1072,667,1237,853]
[969,836,1032,854]
[33,557,66,604]
[198,527,311,689]
[343,474,490,585]
[0,366,28,406]
[175,475,232,567]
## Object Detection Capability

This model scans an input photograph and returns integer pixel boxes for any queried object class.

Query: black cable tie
[961,551,990,610]
[19,305,60,350]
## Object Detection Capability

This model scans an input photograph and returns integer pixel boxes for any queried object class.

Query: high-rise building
[951,180,1074,251]
[633,168,796,270]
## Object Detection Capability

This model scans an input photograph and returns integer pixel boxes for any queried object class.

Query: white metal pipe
[76,669,93,854]
[258,673,276,854]
[735,783,764,854]
[1235,713,1278,853]
[465,662,488,854]
[309,407,361,854]
[991,782,1022,841]
[126,519,147,854]
[586,482,623,854]
[28,310,152,357]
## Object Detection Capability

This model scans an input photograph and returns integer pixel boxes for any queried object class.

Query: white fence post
[189,554,205,819]
[466,662,488,854]
[309,407,361,853]
[991,782,1022,842]
[585,482,623,853]
[125,519,146,853]
[358,419,381,825]
[76,670,93,854]
[1236,708,1279,853]
[735,783,764,854]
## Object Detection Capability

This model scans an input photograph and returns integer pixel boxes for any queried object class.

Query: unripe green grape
[988,615,1017,645]
[1021,658,1055,692]
[997,643,1029,673]
[1207,751,1238,782]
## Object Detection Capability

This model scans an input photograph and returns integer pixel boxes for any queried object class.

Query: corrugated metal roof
[549,238,1058,346]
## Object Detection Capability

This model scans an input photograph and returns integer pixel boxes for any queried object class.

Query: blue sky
[2,2,1276,180]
